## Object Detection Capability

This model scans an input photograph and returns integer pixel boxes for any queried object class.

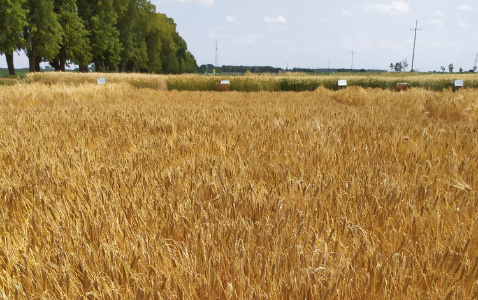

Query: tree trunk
[5,52,15,76]
[94,61,104,72]
[35,56,41,72]
[79,65,88,73]
[108,64,116,73]
[29,53,36,72]
[125,61,135,73]
[50,58,61,71]
[59,56,66,72]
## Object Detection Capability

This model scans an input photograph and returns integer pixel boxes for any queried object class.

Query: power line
[410,21,421,72]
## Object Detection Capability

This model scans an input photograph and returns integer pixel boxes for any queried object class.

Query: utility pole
[215,41,218,68]
[350,49,356,71]
[410,21,421,72]
[474,53,478,71]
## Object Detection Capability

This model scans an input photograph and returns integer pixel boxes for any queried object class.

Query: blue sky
[150,0,477,71]
[2,0,477,72]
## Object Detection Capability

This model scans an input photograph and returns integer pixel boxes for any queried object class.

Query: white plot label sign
[454,80,464,87]
[97,78,107,85]
[338,80,347,87]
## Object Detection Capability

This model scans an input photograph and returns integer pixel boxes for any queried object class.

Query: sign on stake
[395,83,409,91]
[217,80,230,91]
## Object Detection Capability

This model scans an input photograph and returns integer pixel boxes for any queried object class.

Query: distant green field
[0,68,29,78]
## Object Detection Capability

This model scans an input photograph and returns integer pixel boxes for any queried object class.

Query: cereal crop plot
[0,81,477,299]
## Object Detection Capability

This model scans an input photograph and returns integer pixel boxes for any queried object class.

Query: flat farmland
[0,80,477,299]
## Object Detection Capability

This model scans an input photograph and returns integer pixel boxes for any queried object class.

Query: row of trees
[390,60,477,73]
[198,65,285,74]
[439,64,477,73]
[389,59,409,72]
[0,0,197,75]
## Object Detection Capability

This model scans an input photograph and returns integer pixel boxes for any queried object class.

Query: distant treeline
[198,64,385,74]
[0,0,197,75]
[292,68,385,73]
[198,65,284,74]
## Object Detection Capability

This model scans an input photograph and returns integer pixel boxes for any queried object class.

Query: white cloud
[208,32,230,39]
[225,16,235,23]
[435,11,444,16]
[458,5,470,11]
[271,40,289,46]
[363,1,410,15]
[342,10,354,16]
[168,0,214,5]
[429,19,443,27]
[264,16,287,24]
[231,34,265,45]
[458,19,467,27]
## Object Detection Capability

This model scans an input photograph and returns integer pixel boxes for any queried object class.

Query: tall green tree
[15,0,197,74]
[115,0,155,72]
[154,14,197,74]
[181,51,197,73]
[448,63,454,73]
[144,16,162,73]
[0,0,28,75]
[155,13,178,73]
[50,0,91,71]
[174,35,197,73]
[23,0,63,72]
[77,0,122,72]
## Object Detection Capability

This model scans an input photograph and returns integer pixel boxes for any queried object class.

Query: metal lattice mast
[410,21,421,72]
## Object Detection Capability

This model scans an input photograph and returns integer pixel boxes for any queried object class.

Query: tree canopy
[2,0,197,74]
[0,0,28,74]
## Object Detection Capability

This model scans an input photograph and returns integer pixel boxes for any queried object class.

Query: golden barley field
[0,75,477,299]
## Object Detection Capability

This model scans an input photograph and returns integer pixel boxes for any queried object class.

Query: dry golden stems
[0,82,477,299]
[24,72,478,92]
